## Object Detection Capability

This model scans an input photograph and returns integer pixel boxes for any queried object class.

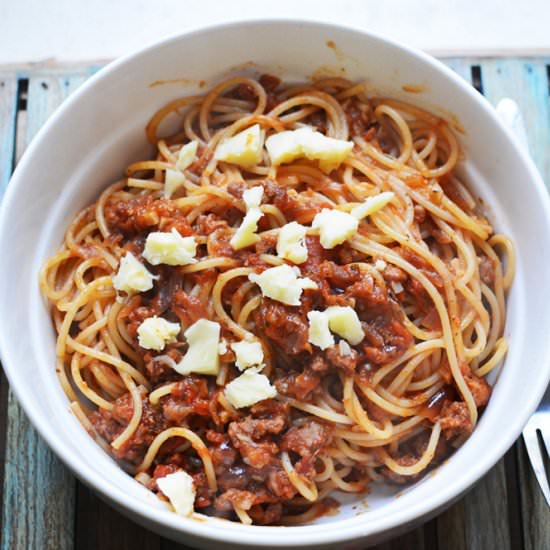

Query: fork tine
[523,423,550,507]
[538,426,550,463]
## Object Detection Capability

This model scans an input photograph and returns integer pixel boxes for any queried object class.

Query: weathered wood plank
[2,58,548,550]
[0,73,92,550]
[371,521,431,550]
[0,73,17,196]
[480,58,550,187]
[517,442,550,550]
[436,457,514,550]
[75,484,161,550]
[442,58,474,83]
[478,57,550,550]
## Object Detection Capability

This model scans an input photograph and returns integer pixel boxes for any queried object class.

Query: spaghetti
[40,74,514,525]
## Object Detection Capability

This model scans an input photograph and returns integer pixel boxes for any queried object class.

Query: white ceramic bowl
[1,19,550,550]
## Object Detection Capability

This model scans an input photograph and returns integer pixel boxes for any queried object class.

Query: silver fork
[496,98,550,507]
[522,386,550,506]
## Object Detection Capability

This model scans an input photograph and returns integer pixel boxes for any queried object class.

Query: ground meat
[161,377,211,424]
[267,467,297,499]
[362,317,413,365]
[281,420,332,458]
[401,248,444,288]
[383,265,408,283]
[439,401,473,440]
[319,261,362,289]
[325,345,358,375]
[144,349,181,385]
[150,463,180,491]
[343,97,371,136]
[309,353,330,373]
[425,218,453,245]
[378,454,422,485]
[191,471,214,508]
[172,289,208,326]
[408,431,449,464]
[249,398,290,422]
[217,465,248,491]
[280,420,332,480]
[303,265,413,366]
[404,277,434,316]
[90,390,170,464]
[105,195,193,237]
[214,488,273,513]
[228,412,285,469]
[274,367,321,400]
[248,502,283,525]
[463,371,491,407]
[207,226,236,258]
[254,298,311,355]
[259,74,281,92]
[195,213,229,235]
[254,233,278,255]
[263,180,325,224]
[377,429,451,485]
[125,300,162,337]
[226,181,247,199]
[306,109,328,133]
[479,255,496,286]
[335,244,365,265]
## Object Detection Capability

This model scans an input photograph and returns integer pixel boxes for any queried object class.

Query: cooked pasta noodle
[41,74,513,525]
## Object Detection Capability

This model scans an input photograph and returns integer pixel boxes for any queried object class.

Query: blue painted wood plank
[480,58,550,188]
[478,57,550,550]
[0,74,17,197]
[442,57,473,83]
[0,74,90,550]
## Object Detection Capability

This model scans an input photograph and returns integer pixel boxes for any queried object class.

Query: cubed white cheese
[264,130,303,166]
[276,221,308,264]
[374,259,387,271]
[113,252,157,294]
[176,140,199,172]
[312,209,359,249]
[243,186,264,209]
[326,306,364,345]
[137,316,180,351]
[230,207,263,250]
[157,470,196,517]
[218,338,228,355]
[248,264,317,306]
[231,340,264,370]
[224,369,277,408]
[338,339,353,356]
[164,169,186,199]
[176,319,221,376]
[214,124,264,167]
[351,191,395,220]
[143,228,197,266]
[265,127,353,172]
[307,310,334,350]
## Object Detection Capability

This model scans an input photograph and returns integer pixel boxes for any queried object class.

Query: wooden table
[0,57,549,550]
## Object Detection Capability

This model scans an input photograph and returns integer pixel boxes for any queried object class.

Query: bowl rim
[2,16,550,547]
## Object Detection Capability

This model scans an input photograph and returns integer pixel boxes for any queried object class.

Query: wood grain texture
[0,73,90,550]
[0,59,549,550]
[0,73,17,196]
[443,58,475,82]
[480,58,550,187]
[75,483,162,550]
[477,57,550,550]
[482,57,550,550]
